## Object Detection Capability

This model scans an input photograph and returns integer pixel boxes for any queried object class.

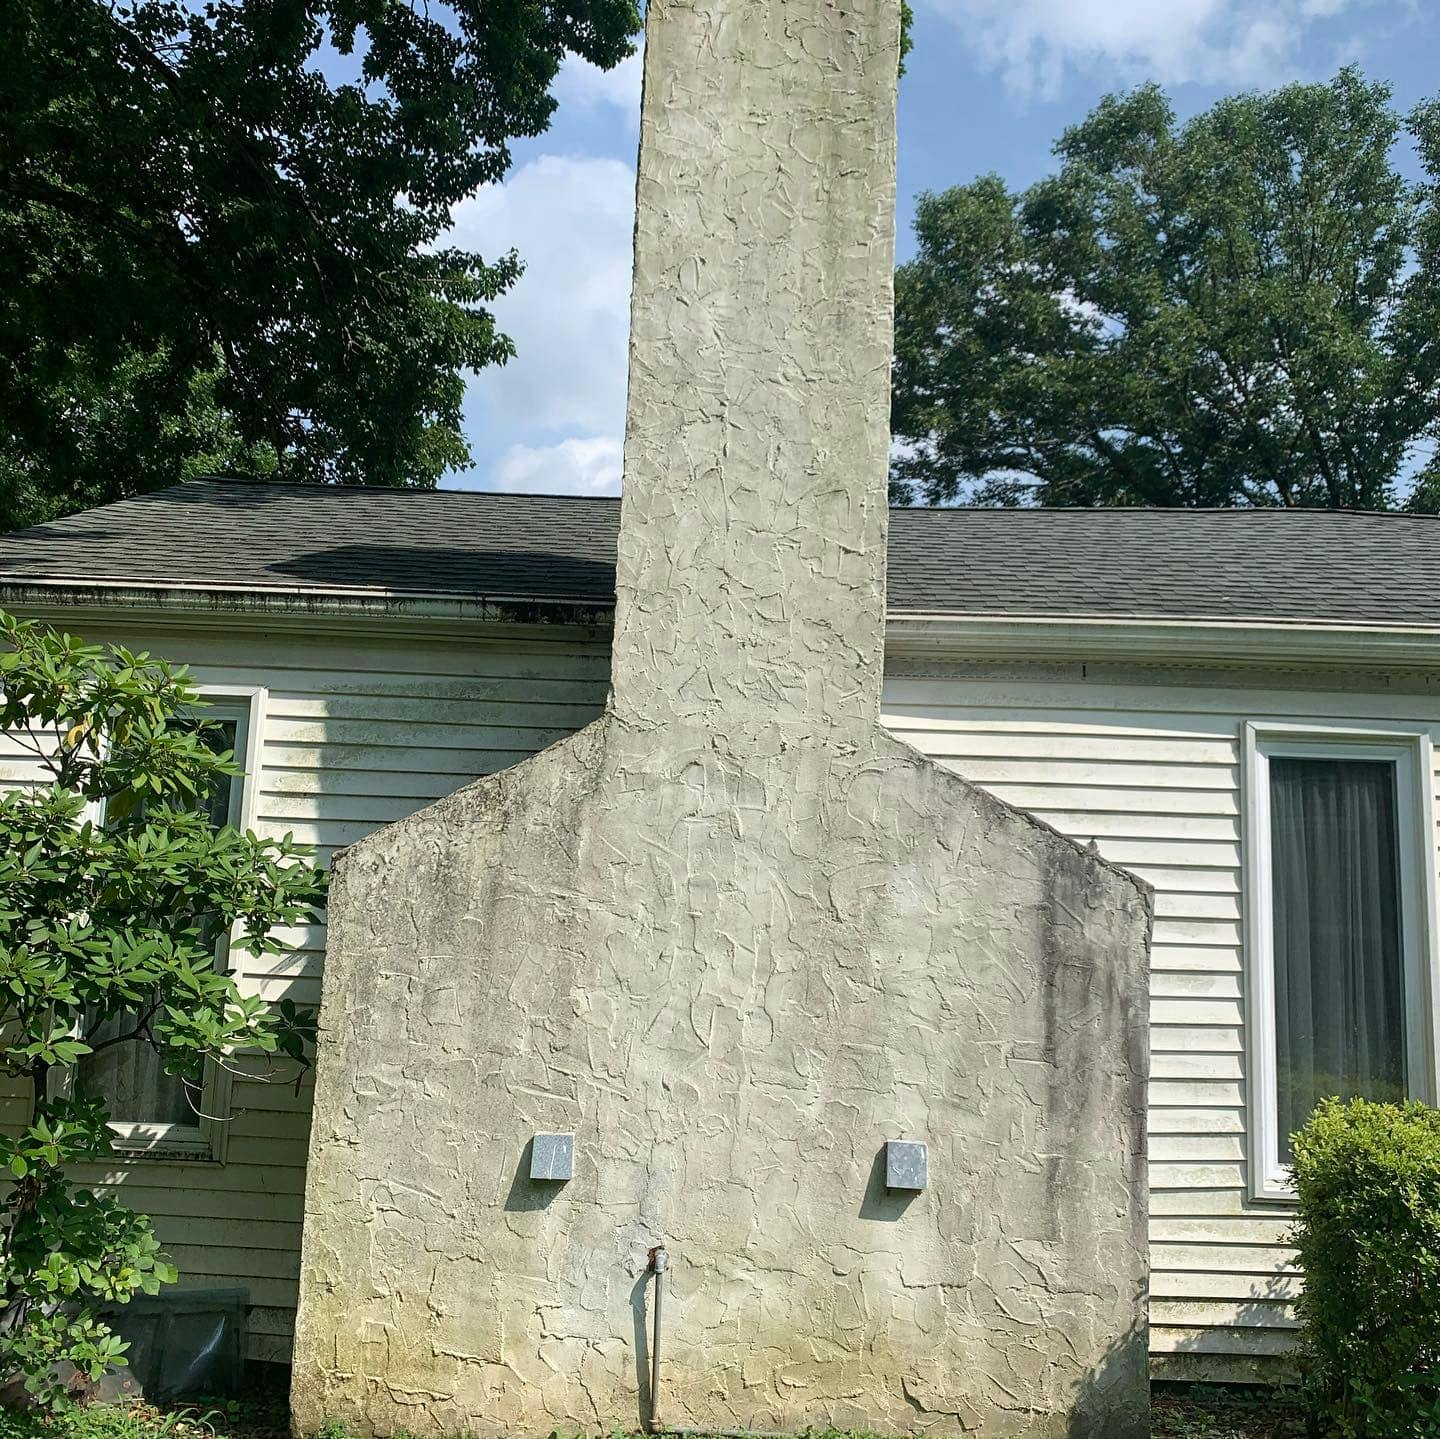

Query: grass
[0,1394,287,1439]
[0,1385,1307,1439]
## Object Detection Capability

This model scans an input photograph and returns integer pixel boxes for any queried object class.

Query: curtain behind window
[79,1023,195,1126]
[1271,756,1407,1161]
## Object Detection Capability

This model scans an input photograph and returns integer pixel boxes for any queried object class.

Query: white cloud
[917,0,1362,94]
[553,51,644,126]
[492,435,624,496]
[447,153,635,441]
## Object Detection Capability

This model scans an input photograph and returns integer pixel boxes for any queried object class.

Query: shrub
[1290,1097,1440,1437]
[0,612,325,1406]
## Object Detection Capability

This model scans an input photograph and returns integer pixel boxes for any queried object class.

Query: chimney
[610,0,893,735]
[294,4,1152,1436]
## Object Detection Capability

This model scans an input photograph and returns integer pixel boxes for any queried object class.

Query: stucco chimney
[293,4,1152,1436]
[610,0,893,735]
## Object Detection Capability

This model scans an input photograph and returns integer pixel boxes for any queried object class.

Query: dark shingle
[3,477,1438,627]
[886,506,1440,625]
[0,481,619,605]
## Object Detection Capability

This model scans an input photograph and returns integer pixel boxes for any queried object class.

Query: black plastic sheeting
[92,1288,248,1401]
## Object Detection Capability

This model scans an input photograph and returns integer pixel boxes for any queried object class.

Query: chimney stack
[611,1,895,735]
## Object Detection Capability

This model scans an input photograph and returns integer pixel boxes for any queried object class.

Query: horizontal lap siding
[5,621,611,1364]
[881,665,1440,1381]
[11,618,1440,1381]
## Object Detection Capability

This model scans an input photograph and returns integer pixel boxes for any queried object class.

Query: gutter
[6,578,1440,671]
[885,612,1440,671]
[0,578,615,641]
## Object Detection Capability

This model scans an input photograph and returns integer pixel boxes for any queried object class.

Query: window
[1244,724,1438,1200]
[75,690,261,1158]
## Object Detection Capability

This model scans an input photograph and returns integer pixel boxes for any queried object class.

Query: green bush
[1290,1098,1440,1437]
[0,613,326,1406]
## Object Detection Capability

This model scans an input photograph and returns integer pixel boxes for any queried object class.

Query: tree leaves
[891,68,1440,511]
[0,0,642,529]
[0,609,327,1403]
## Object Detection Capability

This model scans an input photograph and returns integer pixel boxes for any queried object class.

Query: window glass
[77,718,241,1134]
[1270,755,1408,1161]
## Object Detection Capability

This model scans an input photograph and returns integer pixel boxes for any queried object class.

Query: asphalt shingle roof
[2,476,1438,627]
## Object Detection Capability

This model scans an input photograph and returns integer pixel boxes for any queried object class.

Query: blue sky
[448,0,1435,497]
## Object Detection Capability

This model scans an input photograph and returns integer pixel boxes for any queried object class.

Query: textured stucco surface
[292,725,1151,1436]
[292,2,1152,1434]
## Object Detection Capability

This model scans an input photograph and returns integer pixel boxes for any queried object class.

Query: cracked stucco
[291,2,1151,1435]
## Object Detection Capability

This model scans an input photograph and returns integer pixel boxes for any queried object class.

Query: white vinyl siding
[0,620,611,1365]
[7,616,1439,1382]
[882,660,1440,1383]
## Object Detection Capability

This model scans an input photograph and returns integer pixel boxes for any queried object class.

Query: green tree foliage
[0,0,641,531]
[1291,1098,1440,1437]
[0,612,325,1405]
[891,69,1440,510]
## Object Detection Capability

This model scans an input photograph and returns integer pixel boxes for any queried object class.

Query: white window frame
[98,685,266,1163]
[1242,720,1440,1202]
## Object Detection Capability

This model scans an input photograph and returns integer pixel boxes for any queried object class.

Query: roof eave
[0,577,615,639]
[7,578,1440,671]
[886,612,1440,669]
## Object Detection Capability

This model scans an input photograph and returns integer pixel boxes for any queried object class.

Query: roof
[2,476,1438,627]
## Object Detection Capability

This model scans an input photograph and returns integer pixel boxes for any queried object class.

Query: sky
[449,0,1436,498]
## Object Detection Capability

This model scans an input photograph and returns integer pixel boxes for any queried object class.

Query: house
[3,476,1440,1396]
[6,3,1436,1430]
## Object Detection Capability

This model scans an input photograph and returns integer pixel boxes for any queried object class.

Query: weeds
[0,1385,1306,1439]
[1152,1385,1308,1439]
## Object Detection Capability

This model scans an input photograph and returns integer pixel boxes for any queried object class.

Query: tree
[0,612,325,1405]
[891,69,1440,510]
[0,0,641,532]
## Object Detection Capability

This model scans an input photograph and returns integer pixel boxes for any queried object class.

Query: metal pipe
[647,1245,669,1433]
[643,1248,781,1439]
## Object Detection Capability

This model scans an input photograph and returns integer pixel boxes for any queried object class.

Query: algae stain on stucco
[289,2,1153,1436]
